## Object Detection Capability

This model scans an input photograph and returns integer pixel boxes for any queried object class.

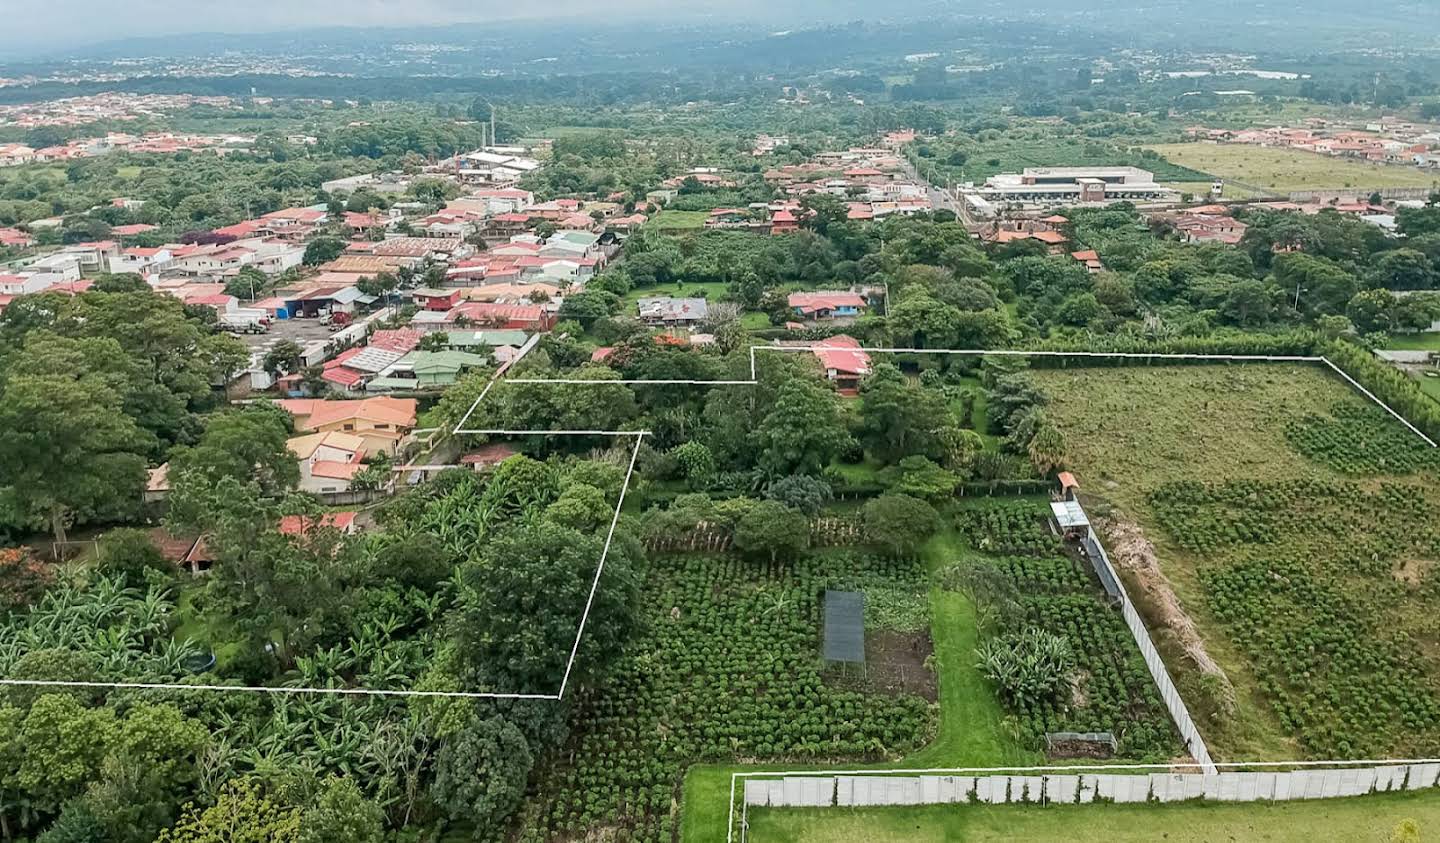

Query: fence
[1076,502,1216,773]
[1288,186,1436,202]
[740,764,1440,812]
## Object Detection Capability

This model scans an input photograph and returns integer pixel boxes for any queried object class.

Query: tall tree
[0,370,148,545]
[451,521,641,691]
[754,379,851,478]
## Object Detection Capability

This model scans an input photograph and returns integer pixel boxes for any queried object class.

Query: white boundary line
[12,346,1430,700]
[725,757,1440,842]
[0,428,648,703]
[556,431,645,698]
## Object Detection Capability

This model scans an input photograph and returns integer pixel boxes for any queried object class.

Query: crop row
[525,552,935,843]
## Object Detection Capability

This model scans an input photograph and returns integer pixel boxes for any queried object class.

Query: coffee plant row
[1285,402,1440,476]
[522,552,934,843]
[1151,478,1440,758]
[966,553,1180,760]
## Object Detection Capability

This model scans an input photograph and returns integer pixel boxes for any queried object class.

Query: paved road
[900,154,969,222]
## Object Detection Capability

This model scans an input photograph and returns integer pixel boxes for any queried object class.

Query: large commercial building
[967,166,1180,209]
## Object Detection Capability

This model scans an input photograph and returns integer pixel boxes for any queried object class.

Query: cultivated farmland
[1146,142,1440,192]
[1031,364,1440,761]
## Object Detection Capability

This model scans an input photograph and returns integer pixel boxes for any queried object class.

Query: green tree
[431,716,532,836]
[157,779,300,843]
[297,778,383,843]
[15,695,117,815]
[732,500,810,564]
[1370,248,1438,291]
[862,494,940,556]
[763,475,832,515]
[0,369,148,545]
[1027,422,1068,476]
[754,379,851,478]
[857,363,951,462]
[95,528,172,587]
[166,404,299,532]
[882,456,959,501]
[452,521,640,690]
[302,237,345,266]
[263,340,304,378]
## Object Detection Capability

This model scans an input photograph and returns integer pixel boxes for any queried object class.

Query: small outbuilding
[1050,499,1091,540]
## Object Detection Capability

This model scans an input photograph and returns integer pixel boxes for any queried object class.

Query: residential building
[287,430,366,494]
[108,246,173,277]
[637,297,709,326]
[276,396,418,456]
[368,350,490,390]
[789,291,868,322]
[809,334,871,393]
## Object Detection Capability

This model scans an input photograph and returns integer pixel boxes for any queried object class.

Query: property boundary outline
[725,757,1440,843]
[6,346,1430,701]
[0,421,647,702]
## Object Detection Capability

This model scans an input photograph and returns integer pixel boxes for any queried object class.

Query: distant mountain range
[3,1,1439,68]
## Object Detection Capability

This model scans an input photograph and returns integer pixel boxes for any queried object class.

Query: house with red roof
[0,227,33,248]
[412,288,464,311]
[279,511,359,536]
[276,396,418,456]
[770,209,800,235]
[460,444,519,472]
[430,301,555,332]
[1070,250,1104,273]
[287,430,367,493]
[809,335,871,394]
[789,291,868,322]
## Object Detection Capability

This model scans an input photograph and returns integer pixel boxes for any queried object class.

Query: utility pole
[490,103,497,149]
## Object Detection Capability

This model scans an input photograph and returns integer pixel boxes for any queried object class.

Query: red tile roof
[279,511,357,535]
[788,292,867,315]
[811,334,871,377]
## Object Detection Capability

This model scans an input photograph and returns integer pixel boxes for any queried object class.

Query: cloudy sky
[0,0,871,53]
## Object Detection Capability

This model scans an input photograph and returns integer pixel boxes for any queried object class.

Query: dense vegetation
[948,502,1180,759]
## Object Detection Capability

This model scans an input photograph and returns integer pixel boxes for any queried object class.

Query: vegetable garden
[947,501,1180,760]
[522,551,935,843]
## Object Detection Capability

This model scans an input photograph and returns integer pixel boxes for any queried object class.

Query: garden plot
[522,551,935,843]
[1031,364,1440,761]
[948,501,1182,761]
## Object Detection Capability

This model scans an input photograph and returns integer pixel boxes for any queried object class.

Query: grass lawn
[1388,333,1440,352]
[742,312,772,330]
[649,210,711,230]
[745,789,1440,843]
[622,280,732,307]
[1146,142,1440,191]
[1163,180,1263,200]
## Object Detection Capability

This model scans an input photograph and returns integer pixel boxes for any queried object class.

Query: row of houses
[1186,125,1438,166]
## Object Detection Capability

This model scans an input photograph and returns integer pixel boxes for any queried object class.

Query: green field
[1163,180,1264,200]
[746,790,1440,842]
[1031,363,1440,762]
[1147,142,1440,191]
[649,209,711,229]
[925,138,1212,185]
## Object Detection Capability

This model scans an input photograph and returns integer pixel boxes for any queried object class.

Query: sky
[0,0,865,54]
